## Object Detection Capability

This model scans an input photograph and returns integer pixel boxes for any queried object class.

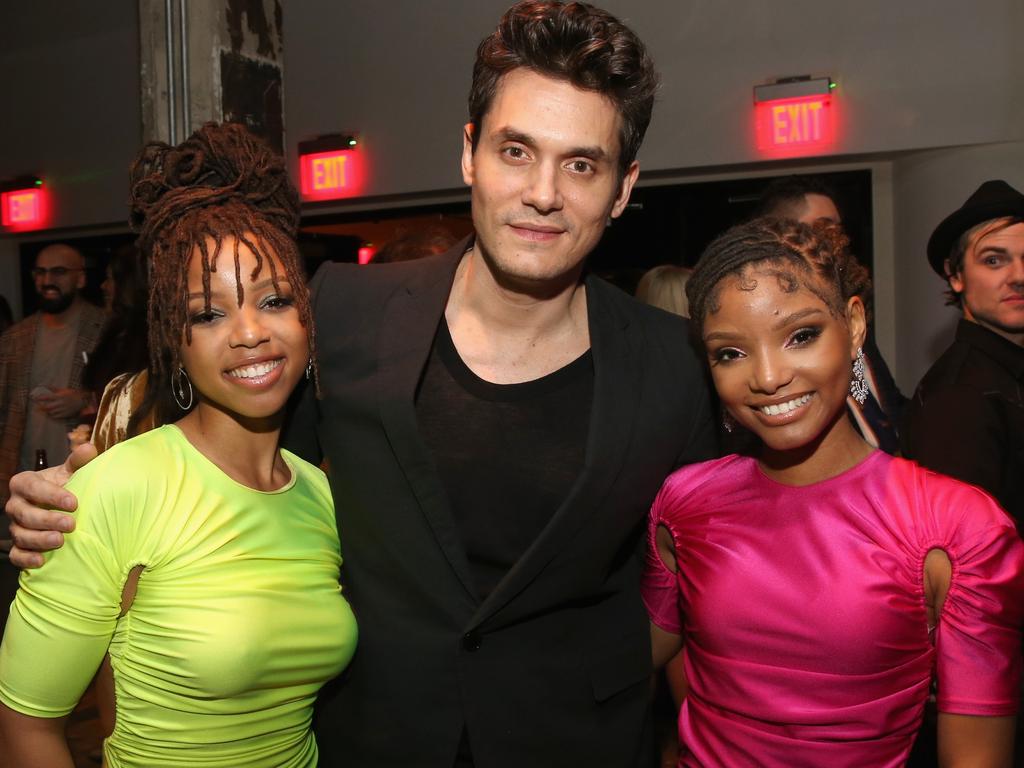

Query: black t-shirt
[416,321,594,599]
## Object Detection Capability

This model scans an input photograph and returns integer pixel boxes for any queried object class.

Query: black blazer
[286,241,716,767]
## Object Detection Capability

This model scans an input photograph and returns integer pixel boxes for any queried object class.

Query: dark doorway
[591,169,873,295]
[298,168,874,302]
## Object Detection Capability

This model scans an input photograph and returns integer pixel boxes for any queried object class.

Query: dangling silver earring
[722,410,737,433]
[850,347,869,406]
[172,367,194,411]
[305,358,313,380]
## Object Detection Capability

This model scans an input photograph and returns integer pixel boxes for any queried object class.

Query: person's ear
[609,160,640,220]
[461,123,476,187]
[944,258,965,295]
[846,296,867,356]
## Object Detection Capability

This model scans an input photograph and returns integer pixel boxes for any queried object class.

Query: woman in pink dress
[642,218,1024,767]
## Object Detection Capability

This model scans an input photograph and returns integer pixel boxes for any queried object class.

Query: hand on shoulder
[5,443,96,568]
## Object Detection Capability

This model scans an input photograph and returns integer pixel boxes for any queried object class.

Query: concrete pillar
[139,0,284,151]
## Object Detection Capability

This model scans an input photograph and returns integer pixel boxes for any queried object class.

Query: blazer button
[462,631,482,652]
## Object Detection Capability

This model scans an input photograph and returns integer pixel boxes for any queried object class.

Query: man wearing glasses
[0,244,106,514]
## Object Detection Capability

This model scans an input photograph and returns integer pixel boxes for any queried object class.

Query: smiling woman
[0,123,356,768]
[642,218,1024,767]
[176,236,310,484]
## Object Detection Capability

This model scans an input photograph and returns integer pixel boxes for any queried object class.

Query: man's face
[949,221,1024,345]
[796,193,841,225]
[462,68,639,290]
[33,245,85,314]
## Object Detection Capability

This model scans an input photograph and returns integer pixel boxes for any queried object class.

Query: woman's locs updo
[685,217,871,345]
[128,121,315,391]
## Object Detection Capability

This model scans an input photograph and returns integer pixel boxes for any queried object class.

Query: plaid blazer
[0,301,107,508]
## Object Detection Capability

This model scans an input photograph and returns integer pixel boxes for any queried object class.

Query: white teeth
[761,393,811,416]
[227,360,282,379]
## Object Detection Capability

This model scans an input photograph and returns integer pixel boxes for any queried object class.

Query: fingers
[8,523,66,568]
[7,468,78,522]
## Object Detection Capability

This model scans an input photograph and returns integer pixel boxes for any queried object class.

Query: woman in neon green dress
[0,123,357,767]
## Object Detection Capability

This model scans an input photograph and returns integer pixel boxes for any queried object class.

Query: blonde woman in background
[636,265,693,318]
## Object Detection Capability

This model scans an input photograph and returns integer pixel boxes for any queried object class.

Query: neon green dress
[0,425,357,767]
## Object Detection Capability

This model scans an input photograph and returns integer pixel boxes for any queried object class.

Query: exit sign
[753,77,837,157]
[756,94,834,154]
[1,185,48,231]
[298,135,365,201]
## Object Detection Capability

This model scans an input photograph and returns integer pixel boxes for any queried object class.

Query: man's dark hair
[468,1,659,175]
[754,175,840,219]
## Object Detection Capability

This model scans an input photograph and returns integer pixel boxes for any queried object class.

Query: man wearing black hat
[901,179,1024,524]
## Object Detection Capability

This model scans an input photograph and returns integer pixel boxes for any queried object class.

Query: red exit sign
[1,186,48,231]
[299,148,365,201]
[755,94,834,155]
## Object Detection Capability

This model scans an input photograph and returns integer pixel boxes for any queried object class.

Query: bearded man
[0,244,106,509]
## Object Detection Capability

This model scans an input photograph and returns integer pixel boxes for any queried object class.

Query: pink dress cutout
[642,451,1024,768]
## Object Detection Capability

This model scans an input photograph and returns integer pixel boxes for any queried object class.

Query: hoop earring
[172,367,194,411]
[305,358,313,380]
[850,347,869,406]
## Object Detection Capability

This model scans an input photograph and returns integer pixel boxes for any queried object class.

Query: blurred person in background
[903,180,1024,525]
[0,244,105,505]
[635,265,693,318]
[372,225,458,264]
[78,245,153,452]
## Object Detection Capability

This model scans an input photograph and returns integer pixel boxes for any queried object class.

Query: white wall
[0,2,141,230]
[891,141,1024,392]
[282,0,1023,197]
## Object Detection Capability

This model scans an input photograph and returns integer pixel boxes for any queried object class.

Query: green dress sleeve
[0,464,133,717]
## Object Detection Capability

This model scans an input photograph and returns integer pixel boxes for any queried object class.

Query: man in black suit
[6,3,716,766]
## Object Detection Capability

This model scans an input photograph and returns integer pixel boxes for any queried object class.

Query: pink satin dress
[642,451,1024,767]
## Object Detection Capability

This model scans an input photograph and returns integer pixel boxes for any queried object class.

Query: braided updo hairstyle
[126,121,315,431]
[686,217,871,346]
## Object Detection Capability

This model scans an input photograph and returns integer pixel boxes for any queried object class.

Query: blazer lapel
[376,244,480,601]
[471,276,643,626]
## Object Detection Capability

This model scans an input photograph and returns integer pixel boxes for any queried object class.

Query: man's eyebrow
[497,127,609,162]
[497,127,536,147]
[975,245,1009,256]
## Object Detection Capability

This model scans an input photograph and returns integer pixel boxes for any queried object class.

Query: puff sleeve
[641,483,683,635]
[930,481,1024,715]
[0,463,134,717]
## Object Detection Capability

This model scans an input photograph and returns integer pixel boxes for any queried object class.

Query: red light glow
[1,187,48,232]
[299,149,366,201]
[755,95,835,157]
[357,246,376,265]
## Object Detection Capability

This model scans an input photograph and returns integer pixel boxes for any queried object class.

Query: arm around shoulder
[5,443,96,567]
